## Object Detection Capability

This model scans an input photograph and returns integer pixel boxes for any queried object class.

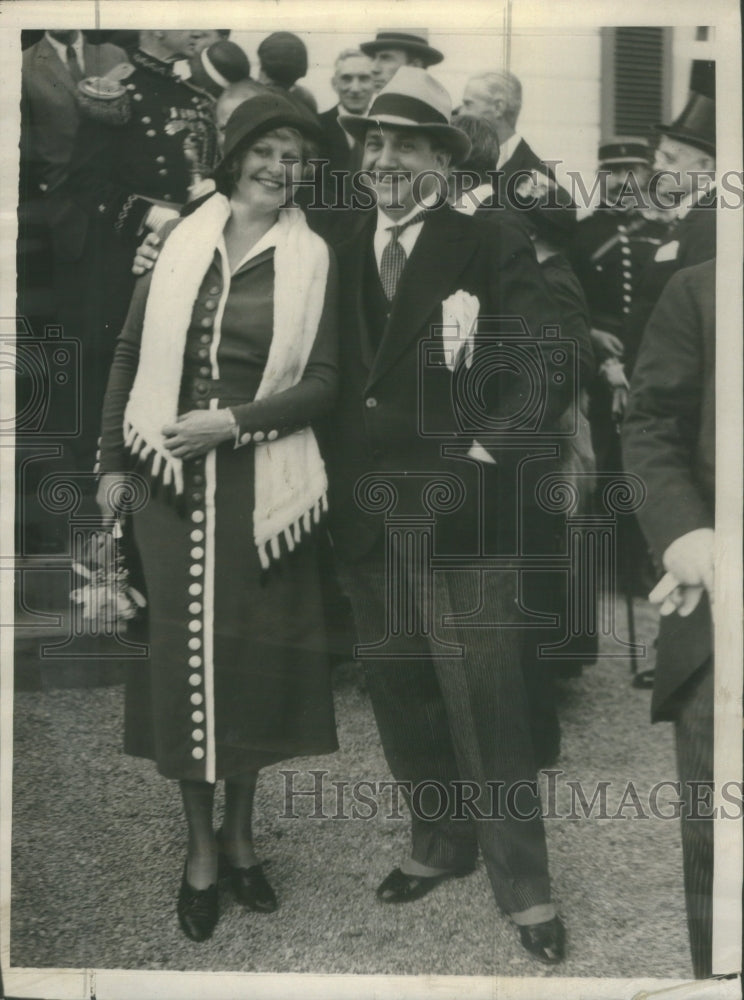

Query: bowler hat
[188,40,251,97]
[360,29,443,67]
[339,66,470,163]
[258,32,308,87]
[598,136,651,166]
[217,90,322,166]
[656,60,715,156]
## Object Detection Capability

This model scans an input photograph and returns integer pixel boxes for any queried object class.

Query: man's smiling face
[362,125,449,216]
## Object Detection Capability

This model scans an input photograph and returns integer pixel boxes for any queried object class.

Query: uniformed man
[65,29,218,473]
[568,137,671,638]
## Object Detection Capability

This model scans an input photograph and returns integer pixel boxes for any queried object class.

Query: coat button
[189,655,202,667]
[141,116,152,124]
[198,366,210,377]
[209,285,220,295]
[158,169,168,177]
[190,692,203,705]
[365,397,377,408]
[188,582,203,595]
[190,529,204,542]
[188,612,202,624]
[192,728,205,741]
[191,510,205,523]
[188,636,201,650]
[133,92,143,101]
[190,547,204,559]
[146,129,156,137]
[204,299,216,310]
[253,430,265,442]
[200,334,211,344]
[267,430,278,441]
[195,400,208,409]
[192,710,205,723]
[192,473,204,485]
[156,155,166,164]
[164,194,173,201]
[201,317,213,328]
[188,602,202,615]
[189,673,202,686]
[192,747,205,760]
[197,348,209,359]
[240,432,251,445]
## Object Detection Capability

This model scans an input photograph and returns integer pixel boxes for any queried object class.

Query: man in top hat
[328,65,570,963]
[360,29,444,92]
[624,60,716,368]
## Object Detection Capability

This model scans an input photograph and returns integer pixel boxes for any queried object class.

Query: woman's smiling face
[234,128,304,210]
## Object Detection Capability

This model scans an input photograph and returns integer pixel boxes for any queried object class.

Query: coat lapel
[36,36,78,98]
[341,213,377,370]
[367,207,479,388]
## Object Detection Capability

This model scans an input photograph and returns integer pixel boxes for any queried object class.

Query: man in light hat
[328,66,569,964]
[360,29,444,92]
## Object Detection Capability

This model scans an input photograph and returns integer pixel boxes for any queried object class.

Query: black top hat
[360,29,443,67]
[657,60,715,156]
[598,136,651,166]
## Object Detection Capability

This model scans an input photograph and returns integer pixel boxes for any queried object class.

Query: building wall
[232,26,603,210]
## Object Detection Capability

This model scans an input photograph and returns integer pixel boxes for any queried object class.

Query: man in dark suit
[317,49,374,179]
[329,66,570,964]
[622,259,715,978]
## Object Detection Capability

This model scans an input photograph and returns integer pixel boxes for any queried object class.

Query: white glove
[145,204,180,236]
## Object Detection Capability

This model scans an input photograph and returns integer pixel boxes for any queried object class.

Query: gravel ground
[10,594,692,979]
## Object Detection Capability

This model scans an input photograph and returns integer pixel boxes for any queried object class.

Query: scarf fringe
[123,419,185,496]
[257,490,328,570]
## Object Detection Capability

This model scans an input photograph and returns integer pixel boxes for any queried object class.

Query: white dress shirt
[45,31,85,74]
[373,190,441,272]
[496,132,522,170]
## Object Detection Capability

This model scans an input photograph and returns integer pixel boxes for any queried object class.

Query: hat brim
[339,112,471,163]
[599,156,651,166]
[655,124,715,157]
[359,39,444,65]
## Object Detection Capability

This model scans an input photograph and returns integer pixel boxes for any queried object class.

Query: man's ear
[409,56,425,68]
[491,96,507,121]
[433,148,452,172]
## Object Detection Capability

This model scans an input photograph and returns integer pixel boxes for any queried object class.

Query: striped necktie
[379,210,428,300]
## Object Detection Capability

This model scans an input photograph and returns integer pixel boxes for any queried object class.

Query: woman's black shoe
[177,862,219,941]
[218,853,278,912]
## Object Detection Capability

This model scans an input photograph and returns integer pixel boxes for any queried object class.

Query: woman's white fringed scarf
[123,194,330,568]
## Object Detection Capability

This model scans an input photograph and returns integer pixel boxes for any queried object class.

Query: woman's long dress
[99,234,339,781]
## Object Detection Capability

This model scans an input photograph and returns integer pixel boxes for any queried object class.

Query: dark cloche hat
[360,29,443,67]
[657,59,715,156]
[257,32,308,87]
[218,90,322,164]
[188,40,251,97]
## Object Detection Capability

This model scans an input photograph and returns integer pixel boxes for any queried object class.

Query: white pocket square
[654,240,679,262]
[441,290,480,372]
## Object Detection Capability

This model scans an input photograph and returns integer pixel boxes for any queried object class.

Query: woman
[96,92,338,942]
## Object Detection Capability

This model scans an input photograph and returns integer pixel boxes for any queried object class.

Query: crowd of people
[18,26,718,975]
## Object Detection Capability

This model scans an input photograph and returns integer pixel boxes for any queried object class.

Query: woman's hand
[162,409,236,460]
[96,473,129,528]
